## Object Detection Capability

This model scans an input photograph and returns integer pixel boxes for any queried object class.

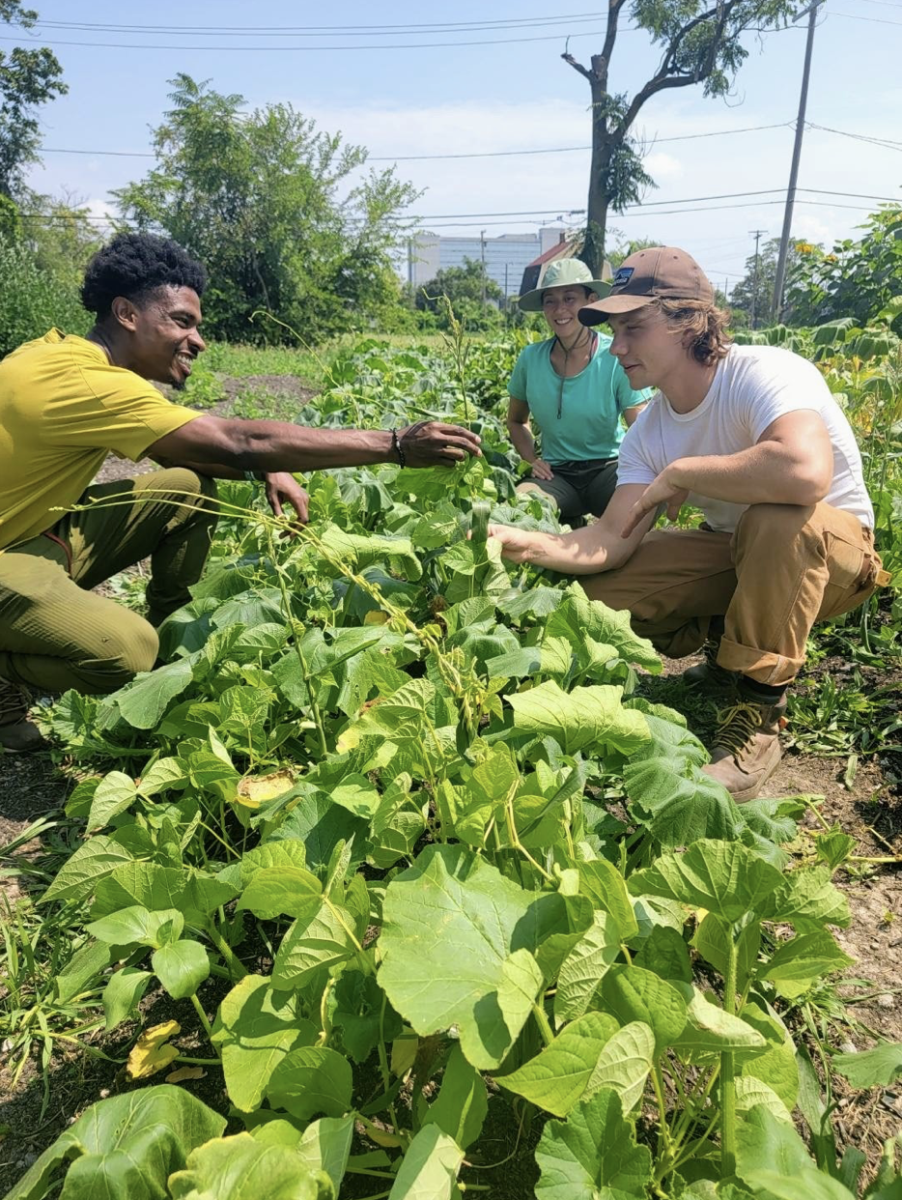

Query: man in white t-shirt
[488,247,887,801]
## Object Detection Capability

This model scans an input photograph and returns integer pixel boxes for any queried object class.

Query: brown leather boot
[682,637,741,693]
[702,693,787,802]
[0,678,47,753]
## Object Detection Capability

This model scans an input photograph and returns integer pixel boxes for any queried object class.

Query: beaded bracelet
[391,429,406,468]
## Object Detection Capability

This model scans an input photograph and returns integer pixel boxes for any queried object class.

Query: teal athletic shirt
[507,334,652,464]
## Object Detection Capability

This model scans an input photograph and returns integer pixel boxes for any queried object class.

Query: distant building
[407,227,569,299]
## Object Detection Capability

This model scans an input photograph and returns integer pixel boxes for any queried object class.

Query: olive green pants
[0,469,218,695]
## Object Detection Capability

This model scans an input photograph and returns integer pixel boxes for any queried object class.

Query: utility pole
[480,229,487,308]
[749,229,766,329]
[504,262,509,309]
[772,0,824,322]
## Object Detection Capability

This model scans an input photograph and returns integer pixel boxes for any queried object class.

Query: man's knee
[78,615,159,693]
[735,502,815,543]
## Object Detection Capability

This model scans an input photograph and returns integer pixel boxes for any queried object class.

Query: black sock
[740,677,787,703]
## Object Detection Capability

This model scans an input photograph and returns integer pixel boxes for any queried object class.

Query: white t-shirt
[617,344,874,532]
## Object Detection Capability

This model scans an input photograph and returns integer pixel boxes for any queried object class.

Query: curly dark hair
[81,233,207,318]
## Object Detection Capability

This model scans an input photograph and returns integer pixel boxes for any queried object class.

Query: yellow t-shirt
[0,329,203,551]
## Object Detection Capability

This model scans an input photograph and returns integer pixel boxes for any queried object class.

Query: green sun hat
[518,257,610,313]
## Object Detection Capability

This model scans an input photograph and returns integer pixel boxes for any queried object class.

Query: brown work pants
[581,502,882,686]
[0,469,218,695]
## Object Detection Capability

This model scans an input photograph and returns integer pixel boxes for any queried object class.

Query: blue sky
[15,1,902,291]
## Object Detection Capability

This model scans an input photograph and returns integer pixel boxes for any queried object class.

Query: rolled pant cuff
[717,636,803,687]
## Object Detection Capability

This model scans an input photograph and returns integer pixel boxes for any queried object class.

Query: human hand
[398,420,482,468]
[486,523,540,564]
[621,468,688,538]
[530,458,554,481]
[264,472,310,536]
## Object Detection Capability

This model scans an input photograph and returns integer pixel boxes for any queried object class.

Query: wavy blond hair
[653,298,733,367]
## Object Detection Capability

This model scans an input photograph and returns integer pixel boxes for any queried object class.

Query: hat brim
[578,294,654,324]
[518,279,610,313]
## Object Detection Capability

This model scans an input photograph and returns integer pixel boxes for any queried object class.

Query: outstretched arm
[489,482,656,575]
[148,414,482,474]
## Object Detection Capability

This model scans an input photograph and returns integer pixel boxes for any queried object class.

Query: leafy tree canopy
[114,75,419,344]
[0,1,66,198]
[786,206,902,332]
[415,257,506,332]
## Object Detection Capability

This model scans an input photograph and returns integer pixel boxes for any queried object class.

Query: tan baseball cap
[579,246,714,324]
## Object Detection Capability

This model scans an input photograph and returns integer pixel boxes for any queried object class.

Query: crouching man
[0,233,481,751]
[488,247,887,801]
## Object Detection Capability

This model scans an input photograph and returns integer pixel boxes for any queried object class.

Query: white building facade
[407,227,568,299]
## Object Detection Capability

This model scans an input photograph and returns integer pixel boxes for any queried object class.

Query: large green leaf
[535,1087,653,1200]
[422,1044,488,1149]
[547,584,661,673]
[831,1042,902,1088]
[735,1104,814,1179]
[628,840,785,922]
[87,771,138,831]
[167,1133,327,1200]
[266,1046,353,1122]
[378,845,545,1069]
[295,1116,355,1194]
[111,657,195,729]
[152,939,210,1000]
[599,966,687,1055]
[211,975,317,1113]
[508,682,650,756]
[624,757,744,848]
[271,898,357,993]
[742,1169,855,1200]
[5,1086,225,1200]
[670,987,767,1061]
[237,866,322,920]
[40,836,134,905]
[387,1125,464,1200]
[337,677,435,753]
[501,1012,620,1117]
[584,1022,655,1112]
[90,862,188,918]
[739,1002,799,1111]
[577,859,638,942]
[759,931,853,1000]
[102,967,151,1031]
[554,912,621,1025]
[757,865,851,931]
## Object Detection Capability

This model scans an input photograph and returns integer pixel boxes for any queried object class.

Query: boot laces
[713,701,763,756]
[0,678,31,724]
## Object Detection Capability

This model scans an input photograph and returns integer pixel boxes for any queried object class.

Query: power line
[34,123,793,164]
[806,122,902,153]
[831,8,902,25]
[23,13,617,37]
[0,26,616,51]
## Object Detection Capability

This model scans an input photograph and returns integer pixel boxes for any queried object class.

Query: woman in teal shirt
[507,259,651,526]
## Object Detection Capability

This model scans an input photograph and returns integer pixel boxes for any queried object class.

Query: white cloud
[642,151,683,180]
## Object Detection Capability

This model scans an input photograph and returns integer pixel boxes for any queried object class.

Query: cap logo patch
[612,267,634,288]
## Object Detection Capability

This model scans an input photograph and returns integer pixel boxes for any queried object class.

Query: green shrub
[0,238,90,357]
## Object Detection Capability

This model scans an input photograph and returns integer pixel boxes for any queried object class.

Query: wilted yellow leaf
[165,1065,207,1083]
[126,1020,182,1081]
[235,770,297,809]
[363,610,390,625]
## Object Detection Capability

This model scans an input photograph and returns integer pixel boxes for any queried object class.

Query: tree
[728,236,798,328]
[415,258,506,332]
[114,75,418,344]
[562,1,801,275]
[0,1,66,198]
[786,206,902,332]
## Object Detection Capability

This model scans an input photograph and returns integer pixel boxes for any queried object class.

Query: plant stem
[721,937,739,1177]
[532,1000,554,1048]
[190,992,214,1042]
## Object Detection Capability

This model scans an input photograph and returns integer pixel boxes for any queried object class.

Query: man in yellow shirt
[0,233,481,750]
